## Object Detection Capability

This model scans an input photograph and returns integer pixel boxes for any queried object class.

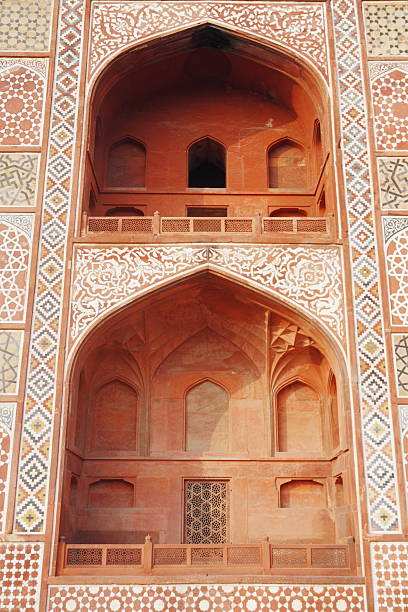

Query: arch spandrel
[69,244,345,353]
[89,4,328,83]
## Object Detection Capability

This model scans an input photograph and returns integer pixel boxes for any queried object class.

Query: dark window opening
[188,138,226,188]
[106,207,144,217]
[187,207,227,217]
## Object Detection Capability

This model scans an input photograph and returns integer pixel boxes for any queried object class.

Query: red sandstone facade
[0,1,407,610]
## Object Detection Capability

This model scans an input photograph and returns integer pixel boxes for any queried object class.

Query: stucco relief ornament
[71,245,344,343]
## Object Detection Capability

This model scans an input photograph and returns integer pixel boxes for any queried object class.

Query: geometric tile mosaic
[363,2,408,56]
[331,0,400,531]
[0,214,34,322]
[399,406,408,512]
[0,58,47,146]
[12,0,399,539]
[47,584,367,611]
[370,63,408,151]
[392,335,408,397]
[90,3,328,81]
[0,403,15,532]
[14,0,85,533]
[0,153,39,206]
[377,158,408,209]
[0,331,23,394]
[371,542,408,611]
[0,542,43,612]
[383,217,408,326]
[0,0,52,52]
[71,245,345,343]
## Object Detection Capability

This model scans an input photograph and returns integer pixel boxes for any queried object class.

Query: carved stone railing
[57,537,355,576]
[83,213,335,242]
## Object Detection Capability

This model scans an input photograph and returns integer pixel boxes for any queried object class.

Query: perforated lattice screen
[184,480,228,544]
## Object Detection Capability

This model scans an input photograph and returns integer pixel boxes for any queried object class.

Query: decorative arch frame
[69,245,346,356]
[88,8,329,86]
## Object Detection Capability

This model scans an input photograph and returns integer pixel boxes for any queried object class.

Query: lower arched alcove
[58,272,357,574]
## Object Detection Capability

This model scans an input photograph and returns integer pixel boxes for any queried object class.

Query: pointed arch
[188,137,226,188]
[268,138,307,189]
[185,379,229,453]
[106,137,146,188]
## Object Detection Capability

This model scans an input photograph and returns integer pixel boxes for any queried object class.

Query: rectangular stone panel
[399,406,408,513]
[0,153,39,207]
[0,214,34,322]
[47,584,367,611]
[363,2,408,56]
[0,0,53,52]
[0,58,48,147]
[369,63,408,151]
[0,543,43,611]
[0,331,23,395]
[377,158,408,209]
[371,542,408,611]
[392,334,408,397]
[0,403,15,532]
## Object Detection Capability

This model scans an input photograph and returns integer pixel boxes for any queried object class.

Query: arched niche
[280,479,325,508]
[185,379,229,453]
[268,140,307,190]
[81,24,334,221]
[188,138,226,188]
[276,380,322,453]
[106,138,146,188]
[88,478,134,507]
[90,380,138,452]
[59,273,355,551]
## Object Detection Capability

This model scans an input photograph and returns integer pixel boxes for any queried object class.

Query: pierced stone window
[184,480,229,544]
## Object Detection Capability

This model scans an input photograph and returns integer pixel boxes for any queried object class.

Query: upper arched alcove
[82,25,335,223]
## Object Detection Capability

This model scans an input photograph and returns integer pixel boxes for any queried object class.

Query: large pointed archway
[58,273,357,575]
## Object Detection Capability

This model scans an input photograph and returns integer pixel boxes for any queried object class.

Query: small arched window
[188,138,226,188]
[268,140,306,189]
[107,138,146,188]
[185,380,229,452]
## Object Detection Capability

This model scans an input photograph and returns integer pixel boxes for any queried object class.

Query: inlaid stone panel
[0,543,43,611]
[383,218,408,326]
[363,2,408,57]
[0,214,34,322]
[0,153,39,207]
[0,331,23,395]
[371,542,408,611]
[0,403,15,532]
[47,584,366,611]
[370,64,408,151]
[0,0,53,52]
[0,59,47,146]
[392,334,408,397]
[377,158,408,210]
[399,406,408,511]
